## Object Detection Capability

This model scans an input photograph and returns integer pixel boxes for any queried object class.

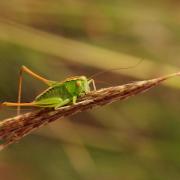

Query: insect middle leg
[72,96,77,105]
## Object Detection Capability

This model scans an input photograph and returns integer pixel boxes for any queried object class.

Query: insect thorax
[35,76,90,102]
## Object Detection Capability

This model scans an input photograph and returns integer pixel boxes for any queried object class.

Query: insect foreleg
[88,79,96,91]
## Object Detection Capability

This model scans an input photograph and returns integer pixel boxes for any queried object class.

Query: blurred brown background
[0,0,180,179]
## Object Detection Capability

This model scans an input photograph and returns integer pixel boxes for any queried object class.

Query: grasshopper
[1,66,96,114]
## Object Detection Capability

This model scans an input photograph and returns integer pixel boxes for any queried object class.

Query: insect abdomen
[35,84,70,102]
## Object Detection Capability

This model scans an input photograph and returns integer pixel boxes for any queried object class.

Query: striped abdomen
[35,84,70,102]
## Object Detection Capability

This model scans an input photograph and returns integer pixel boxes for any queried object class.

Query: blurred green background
[0,0,180,179]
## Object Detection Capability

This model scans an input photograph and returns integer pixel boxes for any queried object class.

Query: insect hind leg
[35,97,71,110]
[1,102,35,107]
[17,66,55,115]
[55,99,71,110]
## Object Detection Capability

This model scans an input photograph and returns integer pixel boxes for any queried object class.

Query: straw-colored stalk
[0,72,179,151]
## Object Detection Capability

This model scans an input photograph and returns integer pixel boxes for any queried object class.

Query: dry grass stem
[0,72,179,150]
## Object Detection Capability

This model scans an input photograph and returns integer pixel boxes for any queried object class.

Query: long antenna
[89,59,144,79]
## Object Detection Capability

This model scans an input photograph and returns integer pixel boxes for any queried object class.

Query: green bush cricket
[1,61,142,114]
[1,66,96,114]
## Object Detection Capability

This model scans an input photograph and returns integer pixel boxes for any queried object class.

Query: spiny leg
[35,97,71,110]
[1,102,36,107]
[88,79,96,91]
[17,66,56,115]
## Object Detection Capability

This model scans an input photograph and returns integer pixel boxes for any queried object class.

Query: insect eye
[76,81,81,87]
